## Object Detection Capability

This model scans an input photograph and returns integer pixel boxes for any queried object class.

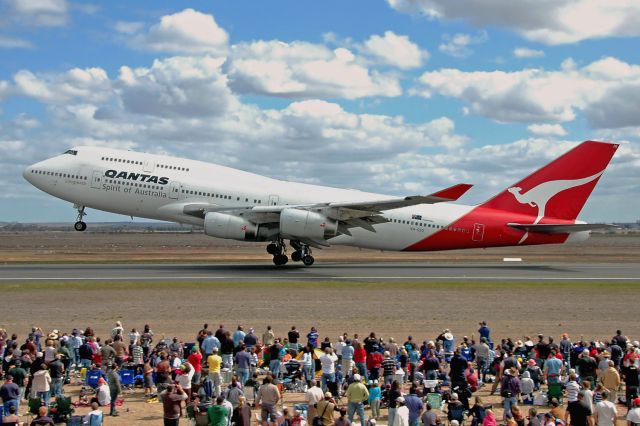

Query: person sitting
[29,406,55,426]
[83,401,103,425]
[4,404,24,425]
[96,378,111,406]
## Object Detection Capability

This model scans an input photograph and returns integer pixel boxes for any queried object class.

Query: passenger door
[91,170,103,189]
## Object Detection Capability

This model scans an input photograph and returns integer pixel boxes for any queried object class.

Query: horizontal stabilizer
[507,223,619,234]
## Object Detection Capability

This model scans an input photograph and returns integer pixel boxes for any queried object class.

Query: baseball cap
[397,396,405,403]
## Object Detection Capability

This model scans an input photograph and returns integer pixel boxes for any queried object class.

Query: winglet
[429,183,473,201]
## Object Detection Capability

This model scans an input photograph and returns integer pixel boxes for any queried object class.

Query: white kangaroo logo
[507,170,604,243]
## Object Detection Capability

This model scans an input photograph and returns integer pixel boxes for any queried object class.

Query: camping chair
[50,396,74,423]
[86,370,102,391]
[427,393,443,410]
[88,412,104,425]
[547,383,564,404]
[447,404,466,425]
[119,369,136,392]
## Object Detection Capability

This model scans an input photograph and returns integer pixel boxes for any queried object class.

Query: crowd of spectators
[0,322,638,426]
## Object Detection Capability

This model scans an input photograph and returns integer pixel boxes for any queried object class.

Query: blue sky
[0,0,639,222]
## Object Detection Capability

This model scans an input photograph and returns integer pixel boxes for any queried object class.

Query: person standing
[305,380,324,423]
[342,340,355,383]
[262,326,275,347]
[256,376,281,426]
[565,391,593,426]
[49,354,65,398]
[161,383,188,426]
[107,364,122,417]
[600,360,621,404]
[593,391,617,426]
[500,367,521,422]
[208,395,231,426]
[7,360,28,405]
[394,396,410,426]
[32,364,52,407]
[208,347,223,397]
[404,385,424,426]
[0,374,20,415]
[345,374,369,426]
[319,348,338,392]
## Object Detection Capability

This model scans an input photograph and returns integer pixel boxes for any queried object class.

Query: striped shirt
[566,380,580,402]
[132,345,143,365]
[382,358,396,376]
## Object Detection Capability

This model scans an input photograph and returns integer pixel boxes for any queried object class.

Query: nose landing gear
[74,205,87,232]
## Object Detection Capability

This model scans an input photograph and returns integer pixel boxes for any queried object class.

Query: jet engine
[204,212,258,241]
[279,208,338,241]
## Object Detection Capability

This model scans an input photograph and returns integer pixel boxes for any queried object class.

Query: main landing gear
[290,240,315,266]
[74,205,87,232]
[267,238,288,266]
[266,239,315,266]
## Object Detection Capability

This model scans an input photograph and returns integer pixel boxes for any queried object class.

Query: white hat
[444,332,454,341]
[353,374,361,382]
[397,396,405,404]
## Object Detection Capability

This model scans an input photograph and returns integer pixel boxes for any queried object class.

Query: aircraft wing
[182,183,473,235]
[507,223,619,233]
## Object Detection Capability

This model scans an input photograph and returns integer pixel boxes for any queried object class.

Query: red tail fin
[481,141,618,223]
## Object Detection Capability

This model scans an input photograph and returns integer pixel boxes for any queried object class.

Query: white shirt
[320,353,338,374]
[97,384,111,406]
[177,368,194,390]
[393,405,409,426]
[306,386,324,405]
[566,381,580,402]
[335,342,346,357]
[626,407,640,424]
[594,400,617,426]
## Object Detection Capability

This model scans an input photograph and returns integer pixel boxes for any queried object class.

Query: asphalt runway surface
[1,262,639,281]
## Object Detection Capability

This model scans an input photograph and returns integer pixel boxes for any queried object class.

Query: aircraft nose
[23,164,33,183]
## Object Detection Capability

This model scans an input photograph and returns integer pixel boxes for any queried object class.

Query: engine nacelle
[280,208,338,240]
[204,212,258,241]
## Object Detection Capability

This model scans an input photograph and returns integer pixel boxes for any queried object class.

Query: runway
[1,262,639,282]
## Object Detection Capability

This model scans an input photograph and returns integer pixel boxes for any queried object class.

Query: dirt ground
[0,231,638,424]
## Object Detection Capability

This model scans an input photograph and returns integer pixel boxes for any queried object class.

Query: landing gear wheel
[266,243,278,255]
[302,255,315,266]
[273,254,288,266]
[291,251,302,262]
[74,204,87,231]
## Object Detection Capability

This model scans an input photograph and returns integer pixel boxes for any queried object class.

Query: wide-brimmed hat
[443,332,454,340]
[515,340,524,348]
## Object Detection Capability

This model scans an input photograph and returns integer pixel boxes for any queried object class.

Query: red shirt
[354,348,367,363]
[188,353,202,373]
[367,352,383,369]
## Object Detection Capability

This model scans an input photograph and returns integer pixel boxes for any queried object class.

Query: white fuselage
[24,147,473,251]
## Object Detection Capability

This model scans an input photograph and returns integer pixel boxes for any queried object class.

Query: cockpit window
[64,150,78,155]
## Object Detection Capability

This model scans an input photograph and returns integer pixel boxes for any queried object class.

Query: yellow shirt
[208,354,222,373]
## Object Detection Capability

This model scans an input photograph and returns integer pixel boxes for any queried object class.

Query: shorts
[144,375,154,388]
[261,403,278,422]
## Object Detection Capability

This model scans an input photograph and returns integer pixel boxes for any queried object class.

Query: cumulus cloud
[115,56,236,118]
[2,0,68,27]
[527,123,567,136]
[362,31,428,69]
[226,40,402,99]
[131,8,228,55]
[8,67,111,104]
[387,0,640,45]
[438,32,487,58]
[513,47,544,58]
[412,57,640,127]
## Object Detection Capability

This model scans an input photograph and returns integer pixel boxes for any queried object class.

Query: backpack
[202,376,214,399]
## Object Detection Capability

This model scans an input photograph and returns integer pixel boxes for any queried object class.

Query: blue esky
[0,0,639,222]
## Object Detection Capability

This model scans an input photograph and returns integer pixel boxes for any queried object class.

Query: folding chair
[547,383,563,405]
[86,370,102,391]
[119,369,136,392]
[447,404,465,425]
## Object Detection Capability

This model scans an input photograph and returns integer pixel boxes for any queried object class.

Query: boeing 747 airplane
[23,140,618,266]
